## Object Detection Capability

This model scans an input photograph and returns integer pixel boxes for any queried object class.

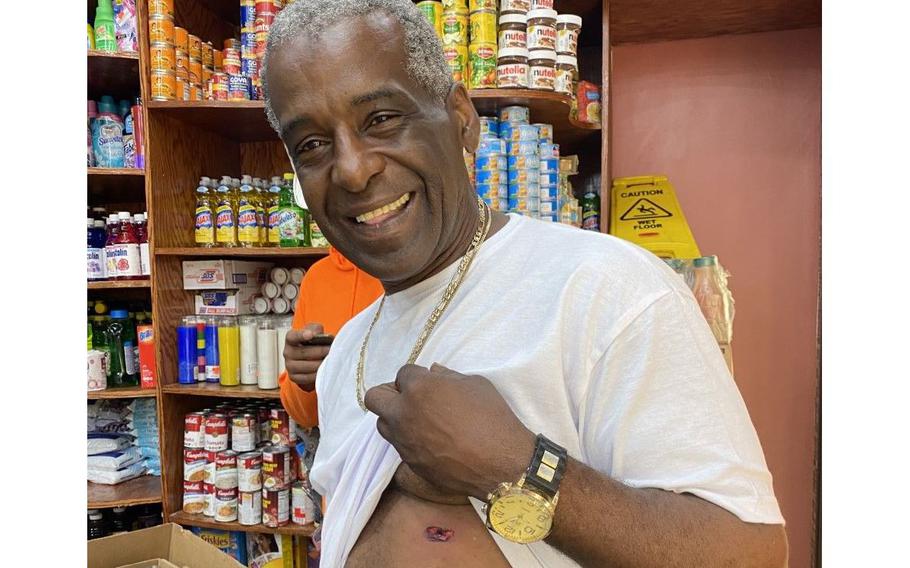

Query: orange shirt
[278,247,384,428]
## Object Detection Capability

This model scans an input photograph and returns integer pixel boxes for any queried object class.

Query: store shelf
[88,167,145,176]
[88,50,141,100]
[148,101,276,142]
[469,89,600,146]
[155,247,329,258]
[162,383,281,399]
[87,279,151,290]
[88,386,157,400]
[170,511,316,536]
[88,476,162,509]
[610,0,820,45]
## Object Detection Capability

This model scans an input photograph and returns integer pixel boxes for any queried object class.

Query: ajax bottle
[267,176,282,246]
[215,175,238,247]
[253,178,268,246]
[194,176,215,247]
[237,174,260,247]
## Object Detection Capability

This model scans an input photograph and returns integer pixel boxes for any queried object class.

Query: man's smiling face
[266,13,479,285]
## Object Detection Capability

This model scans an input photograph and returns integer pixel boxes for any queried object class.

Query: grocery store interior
[78,0,829,566]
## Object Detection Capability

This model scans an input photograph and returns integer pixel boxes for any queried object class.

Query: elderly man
[263,1,787,566]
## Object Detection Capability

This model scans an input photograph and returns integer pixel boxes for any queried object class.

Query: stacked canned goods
[475,119,507,212]
[182,404,316,527]
[416,1,444,40]
[176,312,295,389]
[468,0,498,89]
[441,0,469,84]
[149,0,177,101]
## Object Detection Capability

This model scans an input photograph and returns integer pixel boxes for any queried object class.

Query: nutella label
[497,63,529,88]
[501,0,531,12]
[555,68,576,95]
[530,65,556,90]
[557,28,580,54]
[527,24,557,51]
[498,29,527,50]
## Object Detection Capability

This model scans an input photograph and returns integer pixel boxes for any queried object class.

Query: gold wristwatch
[484,434,568,544]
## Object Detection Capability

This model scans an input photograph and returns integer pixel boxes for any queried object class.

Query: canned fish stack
[182,405,318,527]
[416,1,444,40]
[177,313,295,389]
[148,0,223,101]
[441,0,469,84]
[475,119,507,212]
[468,0,498,89]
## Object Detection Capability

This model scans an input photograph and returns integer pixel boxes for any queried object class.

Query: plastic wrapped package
[664,255,735,345]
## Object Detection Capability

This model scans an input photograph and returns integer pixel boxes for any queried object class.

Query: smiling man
[261,1,788,566]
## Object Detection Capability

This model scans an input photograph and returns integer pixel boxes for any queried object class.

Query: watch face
[488,491,553,544]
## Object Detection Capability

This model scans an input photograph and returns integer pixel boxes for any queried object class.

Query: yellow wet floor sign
[610,175,701,259]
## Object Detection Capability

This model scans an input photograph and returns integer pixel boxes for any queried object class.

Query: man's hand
[364,363,535,500]
[283,323,331,391]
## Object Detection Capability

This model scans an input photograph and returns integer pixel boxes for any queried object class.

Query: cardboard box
[137,325,157,389]
[189,527,248,565]
[195,286,261,316]
[183,260,274,290]
[88,523,245,568]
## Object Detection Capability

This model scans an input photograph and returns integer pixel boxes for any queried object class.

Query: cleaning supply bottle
[278,173,305,247]
[581,190,600,231]
[107,310,139,387]
[121,99,135,168]
[195,177,215,247]
[87,219,106,281]
[237,174,259,247]
[112,212,142,279]
[104,214,121,278]
[93,0,117,52]
[253,178,268,246]
[134,213,150,276]
[215,175,238,247]
[92,96,124,168]
[88,24,95,50]
[87,100,97,167]
[131,98,145,169]
[267,176,282,247]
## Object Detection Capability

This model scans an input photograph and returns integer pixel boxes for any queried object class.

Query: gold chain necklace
[356,196,493,411]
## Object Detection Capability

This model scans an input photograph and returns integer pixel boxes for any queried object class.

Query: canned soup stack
[183,404,318,527]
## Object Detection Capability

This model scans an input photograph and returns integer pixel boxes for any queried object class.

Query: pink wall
[611,28,821,567]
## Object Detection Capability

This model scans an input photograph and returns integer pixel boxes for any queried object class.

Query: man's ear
[447,82,481,154]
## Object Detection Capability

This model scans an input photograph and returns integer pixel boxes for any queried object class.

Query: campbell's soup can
[184,412,206,448]
[291,481,316,525]
[184,448,207,482]
[262,444,289,490]
[173,26,188,51]
[238,451,263,492]
[258,407,271,441]
[204,413,229,451]
[183,480,205,514]
[262,487,289,527]
[215,450,238,489]
[149,14,175,44]
[238,490,262,525]
[269,408,295,446]
[149,42,176,72]
[232,413,258,452]
[214,487,238,522]
[211,72,229,101]
[203,482,216,517]
[149,0,174,17]
[150,70,177,101]
[203,450,217,484]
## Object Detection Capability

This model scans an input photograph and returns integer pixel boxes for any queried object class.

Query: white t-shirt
[311,213,784,567]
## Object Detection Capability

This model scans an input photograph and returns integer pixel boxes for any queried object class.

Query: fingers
[364,382,400,416]
[285,323,325,346]
[288,372,317,391]
[395,363,428,391]
[284,342,331,362]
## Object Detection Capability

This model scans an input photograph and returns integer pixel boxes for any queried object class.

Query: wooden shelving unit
[87,279,151,290]
[169,512,316,537]
[88,386,157,400]
[93,0,819,547]
[88,476,162,509]
[88,50,142,100]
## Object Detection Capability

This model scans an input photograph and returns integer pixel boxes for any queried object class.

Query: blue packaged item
[497,155,507,171]
[498,198,509,211]
[507,140,540,157]
[240,4,256,29]
[475,155,499,172]
[539,143,560,159]
[539,158,560,173]
[533,123,554,143]
[177,323,197,384]
[507,168,539,185]
[509,196,540,211]
[191,528,248,565]
[241,55,258,78]
[479,116,498,137]
[540,185,559,200]
[204,320,220,382]
[241,31,256,49]
[508,182,540,198]
[507,155,540,170]
[498,183,508,198]
[477,136,505,156]
[476,183,498,200]
[539,200,558,214]
[538,172,559,186]
[499,122,539,142]
[475,169,503,185]
[498,105,530,124]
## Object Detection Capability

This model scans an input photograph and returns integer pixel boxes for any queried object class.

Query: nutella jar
[530,0,553,9]
[527,9,557,52]
[498,14,527,51]
[529,49,556,91]
[555,54,578,96]
[556,14,582,56]
[496,47,529,89]
[500,0,530,15]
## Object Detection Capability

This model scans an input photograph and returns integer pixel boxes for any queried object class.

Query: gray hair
[262,0,454,133]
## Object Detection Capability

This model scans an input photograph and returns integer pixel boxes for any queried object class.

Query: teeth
[355,194,410,223]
